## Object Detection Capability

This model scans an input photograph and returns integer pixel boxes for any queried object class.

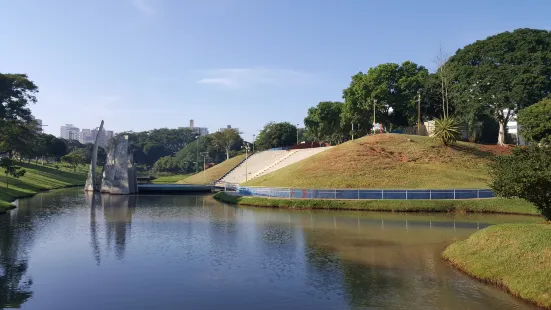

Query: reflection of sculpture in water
[102,194,137,260]
[86,192,101,265]
[0,210,34,308]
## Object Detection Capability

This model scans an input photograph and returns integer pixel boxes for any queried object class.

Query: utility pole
[296,124,300,144]
[351,123,354,140]
[417,90,422,135]
[373,99,377,133]
[195,135,199,173]
[242,142,250,182]
[201,152,208,183]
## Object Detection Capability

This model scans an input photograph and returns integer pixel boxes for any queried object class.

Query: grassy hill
[178,154,246,185]
[245,134,509,189]
[0,162,88,213]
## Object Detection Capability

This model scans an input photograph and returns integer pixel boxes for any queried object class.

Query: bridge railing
[235,187,495,200]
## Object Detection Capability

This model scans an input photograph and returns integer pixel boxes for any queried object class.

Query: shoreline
[213,192,541,216]
[0,183,85,214]
[443,224,551,309]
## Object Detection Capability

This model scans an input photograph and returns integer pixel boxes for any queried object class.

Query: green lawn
[443,224,551,309]
[0,161,88,211]
[245,134,508,189]
[179,154,246,185]
[151,174,192,184]
[213,192,540,216]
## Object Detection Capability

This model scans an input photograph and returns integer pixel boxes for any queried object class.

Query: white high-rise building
[60,124,80,141]
[80,127,115,148]
[218,125,239,133]
[179,119,209,136]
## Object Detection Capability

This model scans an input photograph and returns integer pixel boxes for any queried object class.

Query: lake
[0,188,541,310]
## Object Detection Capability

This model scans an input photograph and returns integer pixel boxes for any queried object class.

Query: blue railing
[236,187,495,200]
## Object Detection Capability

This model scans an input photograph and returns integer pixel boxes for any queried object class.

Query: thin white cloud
[197,77,236,86]
[131,0,157,17]
[197,67,316,89]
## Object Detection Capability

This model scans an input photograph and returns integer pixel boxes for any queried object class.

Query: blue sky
[2,0,550,140]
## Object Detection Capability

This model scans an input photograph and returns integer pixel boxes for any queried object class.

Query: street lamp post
[200,152,209,184]
[252,134,256,153]
[242,142,250,182]
[296,124,300,144]
[417,90,422,135]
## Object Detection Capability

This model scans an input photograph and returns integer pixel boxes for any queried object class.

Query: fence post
[430,190,432,200]
[454,189,456,200]
[406,190,408,200]
[477,190,480,199]
[288,188,291,199]
[357,189,360,200]
[334,189,337,199]
[381,190,384,200]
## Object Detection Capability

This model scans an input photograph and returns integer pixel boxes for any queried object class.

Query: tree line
[303,28,551,146]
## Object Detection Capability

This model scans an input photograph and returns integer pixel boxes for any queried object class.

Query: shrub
[489,145,551,220]
[517,98,551,145]
[433,117,460,146]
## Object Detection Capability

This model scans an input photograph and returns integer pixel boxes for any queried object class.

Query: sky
[1,0,551,141]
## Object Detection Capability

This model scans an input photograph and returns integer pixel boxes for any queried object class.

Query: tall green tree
[448,28,551,145]
[304,101,348,144]
[255,122,297,150]
[0,74,39,158]
[342,61,428,132]
[517,98,551,145]
[212,129,243,160]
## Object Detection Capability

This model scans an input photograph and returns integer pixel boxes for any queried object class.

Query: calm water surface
[0,188,541,310]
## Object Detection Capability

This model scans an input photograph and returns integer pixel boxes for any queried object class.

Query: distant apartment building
[80,127,114,148]
[60,124,80,141]
[30,116,43,131]
[218,125,239,133]
[79,129,93,144]
[179,119,209,136]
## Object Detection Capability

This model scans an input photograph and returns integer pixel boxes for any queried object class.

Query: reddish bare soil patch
[477,144,512,156]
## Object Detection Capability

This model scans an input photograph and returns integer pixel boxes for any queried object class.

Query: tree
[304,101,347,144]
[151,156,181,173]
[448,28,551,145]
[0,73,39,159]
[0,73,38,123]
[61,149,87,172]
[490,146,551,220]
[342,61,428,132]
[255,122,297,150]
[47,137,68,161]
[0,121,38,160]
[517,98,551,145]
[212,129,242,160]
[0,158,26,188]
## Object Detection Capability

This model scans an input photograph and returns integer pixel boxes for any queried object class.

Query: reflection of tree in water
[303,230,405,309]
[102,195,136,260]
[0,211,34,308]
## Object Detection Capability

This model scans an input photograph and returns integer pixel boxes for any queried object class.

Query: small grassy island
[443,224,551,309]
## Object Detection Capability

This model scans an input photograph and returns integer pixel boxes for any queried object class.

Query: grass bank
[152,174,192,184]
[179,154,246,185]
[443,224,551,309]
[0,162,88,212]
[213,192,540,215]
[245,134,509,189]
